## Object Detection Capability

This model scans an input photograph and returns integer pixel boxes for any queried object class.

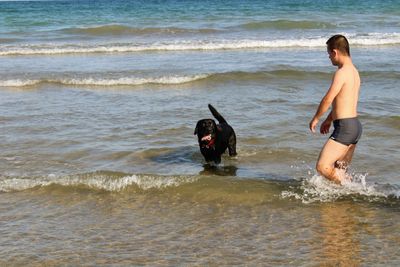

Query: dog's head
[194,119,218,148]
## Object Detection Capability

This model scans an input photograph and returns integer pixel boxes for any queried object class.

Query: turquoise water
[1,0,400,86]
[0,0,400,265]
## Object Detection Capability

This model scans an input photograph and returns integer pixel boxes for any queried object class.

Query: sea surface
[1,0,400,265]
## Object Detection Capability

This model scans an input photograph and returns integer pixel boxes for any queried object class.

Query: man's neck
[337,56,352,68]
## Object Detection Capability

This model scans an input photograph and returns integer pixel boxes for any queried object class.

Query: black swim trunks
[330,117,362,146]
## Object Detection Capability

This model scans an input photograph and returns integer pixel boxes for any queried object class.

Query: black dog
[194,104,237,164]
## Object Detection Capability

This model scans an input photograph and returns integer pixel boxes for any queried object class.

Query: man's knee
[316,162,332,176]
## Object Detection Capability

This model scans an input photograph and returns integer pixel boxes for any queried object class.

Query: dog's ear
[194,121,200,135]
[217,125,222,132]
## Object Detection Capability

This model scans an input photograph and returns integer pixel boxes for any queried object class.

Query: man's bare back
[331,64,360,120]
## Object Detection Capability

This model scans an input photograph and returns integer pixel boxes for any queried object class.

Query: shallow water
[1,0,400,265]
[1,177,399,266]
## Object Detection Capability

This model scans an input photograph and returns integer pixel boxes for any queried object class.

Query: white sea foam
[0,173,199,192]
[281,172,398,203]
[59,75,209,86]
[0,40,321,56]
[351,32,400,46]
[1,33,399,56]
[59,173,198,191]
[0,74,209,87]
[0,79,41,87]
[0,177,48,192]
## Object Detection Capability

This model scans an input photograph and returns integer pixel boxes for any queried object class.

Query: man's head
[326,35,350,66]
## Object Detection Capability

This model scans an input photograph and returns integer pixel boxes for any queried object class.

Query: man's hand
[309,117,319,133]
[320,118,332,134]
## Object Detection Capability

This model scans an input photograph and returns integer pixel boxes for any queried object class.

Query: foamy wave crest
[0,173,200,192]
[0,39,323,55]
[0,75,208,87]
[0,79,41,87]
[351,32,400,46]
[59,75,208,86]
[281,173,400,203]
[1,34,399,56]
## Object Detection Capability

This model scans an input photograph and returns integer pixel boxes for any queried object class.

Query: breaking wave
[1,69,398,88]
[0,172,200,193]
[1,33,400,56]
[1,171,399,205]
[0,74,209,87]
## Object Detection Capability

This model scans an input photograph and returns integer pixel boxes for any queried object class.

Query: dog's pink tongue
[201,134,212,141]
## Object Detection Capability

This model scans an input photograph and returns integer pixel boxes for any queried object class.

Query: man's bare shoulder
[336,64,358,80]
[331,67,346,83]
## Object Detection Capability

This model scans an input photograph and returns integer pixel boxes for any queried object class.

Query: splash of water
[281,171,397,203]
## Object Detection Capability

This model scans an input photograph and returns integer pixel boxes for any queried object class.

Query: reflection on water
[317,203,362,265]
[199,164,238,176]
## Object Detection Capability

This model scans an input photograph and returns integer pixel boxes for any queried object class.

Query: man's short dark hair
[326,35,350,56]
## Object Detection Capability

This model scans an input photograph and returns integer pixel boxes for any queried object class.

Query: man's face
[327,48,338,66]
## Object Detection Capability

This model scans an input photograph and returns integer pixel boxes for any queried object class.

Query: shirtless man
[309,35,362,184]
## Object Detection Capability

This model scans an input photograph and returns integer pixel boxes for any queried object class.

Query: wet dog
[194,104,237,164]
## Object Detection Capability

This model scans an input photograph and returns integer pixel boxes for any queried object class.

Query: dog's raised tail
[208,104,227,124]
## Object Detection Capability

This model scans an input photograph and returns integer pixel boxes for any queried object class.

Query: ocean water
[1,0,400,265]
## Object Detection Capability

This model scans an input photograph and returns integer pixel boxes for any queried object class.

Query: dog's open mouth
[201,134,215,148]
[201,134,212,141]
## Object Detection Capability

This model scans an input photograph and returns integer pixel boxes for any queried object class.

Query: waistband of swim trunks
[332,117,359,123]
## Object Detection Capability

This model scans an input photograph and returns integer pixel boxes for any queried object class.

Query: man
[309,35,362,184]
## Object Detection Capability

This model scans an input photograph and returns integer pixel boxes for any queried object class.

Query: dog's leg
[214,156,221,164]
[228,133,237,156]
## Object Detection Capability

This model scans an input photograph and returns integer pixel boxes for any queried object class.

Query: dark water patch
[0,38,19,43]
[148,146,199,165]
[361,70,400,80]
[187,69,331,87]
[240,19,336,30]
[379,115,400,130]
[62,24,218,36]
[361,114,400,130]
[198,165,239,176]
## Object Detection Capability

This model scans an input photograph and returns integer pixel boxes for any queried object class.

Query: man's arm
[320,111,333,134]
[309,70,345,132]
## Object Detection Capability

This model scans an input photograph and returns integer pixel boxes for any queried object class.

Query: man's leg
[316,139,350,184]
[335,144,356,170]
